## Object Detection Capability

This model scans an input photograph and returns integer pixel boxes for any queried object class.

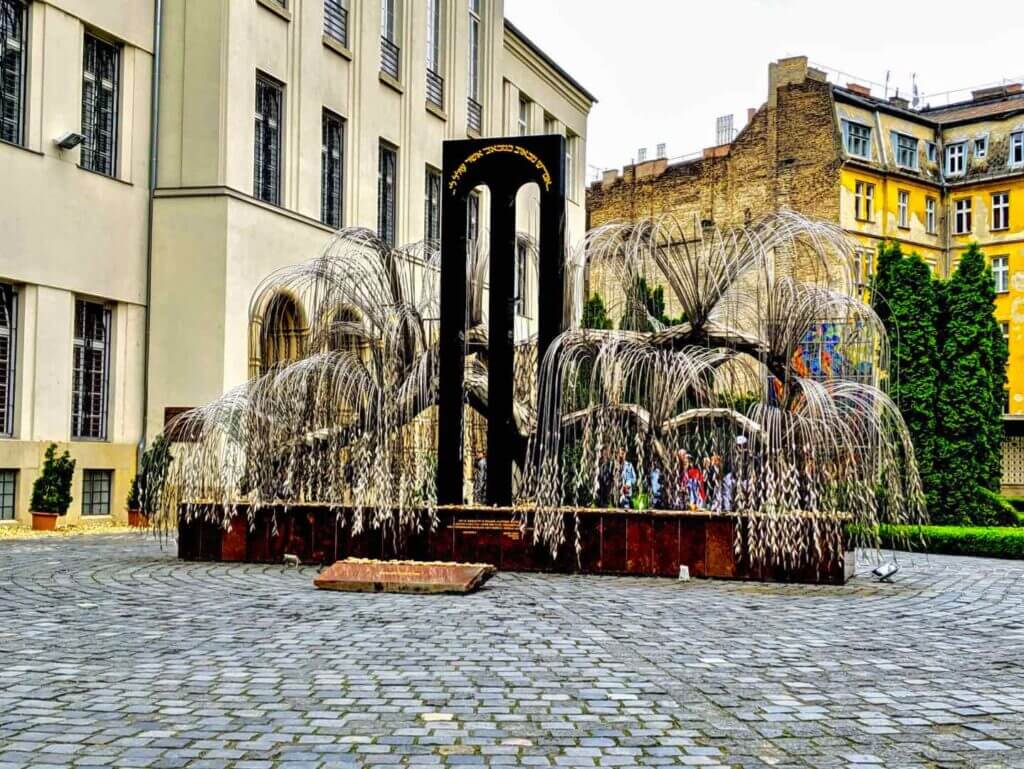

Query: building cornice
[502,20,596,112]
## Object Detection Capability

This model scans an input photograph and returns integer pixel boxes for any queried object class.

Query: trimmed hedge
[878,524,1024,560]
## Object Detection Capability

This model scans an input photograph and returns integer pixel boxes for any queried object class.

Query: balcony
[324,2,348,47]
[467,97,482,133]
[380,37,400,80]
[426,69,444,109]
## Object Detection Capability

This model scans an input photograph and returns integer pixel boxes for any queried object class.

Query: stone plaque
[313,558,496,594]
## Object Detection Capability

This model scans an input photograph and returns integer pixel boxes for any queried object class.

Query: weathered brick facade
[587,58,842,233]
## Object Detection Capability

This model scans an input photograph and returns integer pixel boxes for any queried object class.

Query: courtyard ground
[1,534,1022,769]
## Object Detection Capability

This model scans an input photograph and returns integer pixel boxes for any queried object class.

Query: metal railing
[324,2,348,47]
[380,36,400,80]
[426,69,444,109]
[467,97,482,133]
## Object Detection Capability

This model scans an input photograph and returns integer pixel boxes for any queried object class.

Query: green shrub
[30,444,76,514]
[878,524,1024,560]
[126,435,173,516]
[975,487,1020,527]
[1005,497,1024,513]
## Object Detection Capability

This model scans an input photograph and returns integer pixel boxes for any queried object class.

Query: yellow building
[588,56,1024,492]
[0,0,594,525]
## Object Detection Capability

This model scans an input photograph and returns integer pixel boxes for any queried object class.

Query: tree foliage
[30,443,76,514]
[581,293,612,330]
[619,277,685,331]
[935,243,1007,524]
[872,241,940,512]
[874,241,1008,525]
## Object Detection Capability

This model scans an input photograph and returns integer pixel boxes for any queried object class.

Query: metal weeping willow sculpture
[156,210,926,573]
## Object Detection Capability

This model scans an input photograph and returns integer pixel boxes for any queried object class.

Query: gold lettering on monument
[448,144,553,193]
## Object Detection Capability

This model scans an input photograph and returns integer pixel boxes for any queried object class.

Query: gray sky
[504,0,1024,180]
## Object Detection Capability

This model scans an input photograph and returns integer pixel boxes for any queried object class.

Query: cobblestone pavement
[1,535,1023,769]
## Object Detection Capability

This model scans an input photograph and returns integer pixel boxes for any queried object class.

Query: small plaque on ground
[313,558,496,594]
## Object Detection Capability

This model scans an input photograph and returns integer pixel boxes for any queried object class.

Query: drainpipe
[140,0,163,458]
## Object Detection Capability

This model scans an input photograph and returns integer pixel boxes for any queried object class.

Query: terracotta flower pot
[128,509,148,528]
[31,512,60,532]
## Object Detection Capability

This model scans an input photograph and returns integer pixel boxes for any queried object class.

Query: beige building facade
[0,0,593,524]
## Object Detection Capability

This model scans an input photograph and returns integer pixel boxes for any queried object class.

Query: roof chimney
[889,95,909,109]
[972,83,1024,100]
[846,82,871,97]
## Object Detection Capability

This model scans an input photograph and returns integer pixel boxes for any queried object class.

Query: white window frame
[425,0,440,73]
[946,142,966,176]
[974,136,988,158]
[926,141,937,162]
[993,255,1009,294]
[954,198,972,235]
[854,181,874,221]
[1011,132,1024,167]
[925,197,936,234]
[842,120,872,159]
[993,192,1010,231]
[897,189,910,228]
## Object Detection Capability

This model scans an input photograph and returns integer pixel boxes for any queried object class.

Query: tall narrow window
[81,469,112,515]
[424,166,442,242]
[254,74,283,205]
[324,0,349,47]
[467,190,480,247]
[993,256,1009,294]
[425,0,443,108]
[380,0,400,79]
[0,0,27,146]
[1011,132,1024,166]
[993,192,1010,231]
[72,299,111,441]
[925,197,936,234]
[566,132,577,202]
[897,190,910,229]
[0,469,15,520]
[854,181,874,221]
[377,141,397,247]
[946,142,965,176]
[544,113,556,135]
[518,95,529,136]
[467,0,482,132]
[974,136,988,158]
[81,33,120,176]
[321,110,344,229]
[954,198,972,235]
[0,283,16,437]
[514,238,528,315]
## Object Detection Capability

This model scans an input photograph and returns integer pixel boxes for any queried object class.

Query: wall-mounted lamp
[54,132,85,150]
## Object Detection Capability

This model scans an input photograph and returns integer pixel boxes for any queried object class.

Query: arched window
[260,293,306,373]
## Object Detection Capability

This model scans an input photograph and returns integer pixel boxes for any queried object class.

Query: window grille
[254,74,283,205]
[324,0,348,47]
[81,469,111,515]
[380,36,400,79]
[321,110,344,228]
[426,68,444,109]
[467,97,482,133]
[424,167,441,242]
[0,283,16,437]
[0,468,14,520]
[0,0,27,146]
[71,299,110,440]
[377,142,397,247]
[81,33,119,176]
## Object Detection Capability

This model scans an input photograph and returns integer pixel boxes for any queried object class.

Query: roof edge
[503,19,598,105]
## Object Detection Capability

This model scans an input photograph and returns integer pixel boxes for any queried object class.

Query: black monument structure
[438,135,567,506]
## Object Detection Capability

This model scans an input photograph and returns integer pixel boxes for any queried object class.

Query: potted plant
[126,435,171,528]
[30,443,76,531]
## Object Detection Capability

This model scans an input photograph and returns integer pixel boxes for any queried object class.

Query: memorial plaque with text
[313,558,496,594]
